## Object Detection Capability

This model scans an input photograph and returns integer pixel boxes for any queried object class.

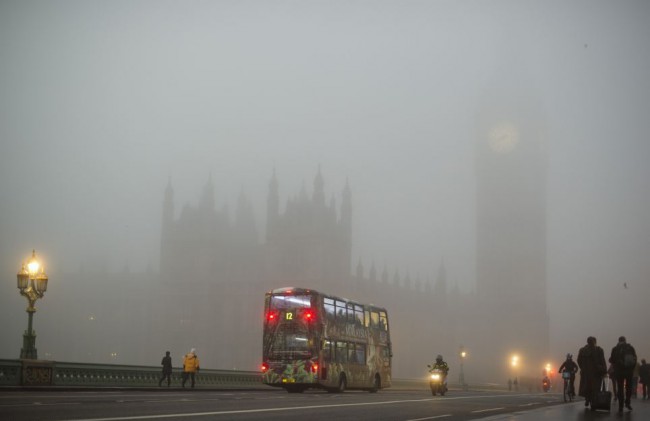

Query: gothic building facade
[156,169,355,372]
[154,135,549,380]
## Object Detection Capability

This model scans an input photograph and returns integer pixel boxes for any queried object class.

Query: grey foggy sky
[1,1,649,359]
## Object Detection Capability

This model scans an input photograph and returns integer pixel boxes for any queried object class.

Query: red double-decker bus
[262,287,392,393]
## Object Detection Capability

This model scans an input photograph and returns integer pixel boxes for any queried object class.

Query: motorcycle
[427,365,448,396]
[542,376,551,392]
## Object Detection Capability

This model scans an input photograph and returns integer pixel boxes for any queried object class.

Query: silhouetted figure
[577,336,607,408]
[513,377,518,391]
[182,348,200,388]
[158,351,172,387]
[558,353,578,397]
[632,359,640,398]
[609,336,637,412]
[639,359,649,400]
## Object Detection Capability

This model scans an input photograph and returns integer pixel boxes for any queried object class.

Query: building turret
[160,178,174,277]
[355,258,364,280]
[313,166,325,207]
[369,261,377,282]
[340,179,352,278]
[266,169,279,242]
[199,173,215,213]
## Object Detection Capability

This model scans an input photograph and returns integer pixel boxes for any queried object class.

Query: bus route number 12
[285,312,293,321]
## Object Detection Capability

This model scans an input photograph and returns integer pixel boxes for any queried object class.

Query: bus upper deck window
[271,294,311,309]
[324,298,335,320]
[335,300,346,319]
[354,305,364,326]
[346,304,355,323]
[371,311,379,328]
[379,311,388,331]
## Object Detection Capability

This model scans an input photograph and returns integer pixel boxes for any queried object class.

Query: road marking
[0,402,84,408]
[68,394,512,421]
[45,402,82,406]
[405,415,452,421]
[471,407,504,413]
[518,402,540,407]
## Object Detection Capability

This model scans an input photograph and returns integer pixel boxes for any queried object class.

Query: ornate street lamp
[17,250,49,359]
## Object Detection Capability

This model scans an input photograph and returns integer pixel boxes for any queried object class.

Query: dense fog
[1,1,648,382]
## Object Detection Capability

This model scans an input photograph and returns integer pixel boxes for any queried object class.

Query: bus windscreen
[270,294,311,309]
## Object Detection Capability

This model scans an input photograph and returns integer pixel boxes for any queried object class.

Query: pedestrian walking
[632,359,641,398]
[577,336,607,408]
[640,359,649,400]
[158,351,172,387]
[182,348,200,388]
[609,336,637,413]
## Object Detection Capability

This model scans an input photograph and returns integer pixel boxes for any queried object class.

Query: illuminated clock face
[488,122,519,153]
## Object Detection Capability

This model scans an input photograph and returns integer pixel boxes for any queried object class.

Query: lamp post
[510,354,520,391]
[459,346,467,390]
[17,250,49,359]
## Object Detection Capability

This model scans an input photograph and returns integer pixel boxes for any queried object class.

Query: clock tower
[474,64,550,379]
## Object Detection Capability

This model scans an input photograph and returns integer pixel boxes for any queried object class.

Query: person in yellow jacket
[182,348,200,388]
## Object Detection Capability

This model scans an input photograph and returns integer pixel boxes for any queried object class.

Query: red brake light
[311,363,318,373]
[266,311,278,322]
[261,362,269,373]
[303,309,315,322]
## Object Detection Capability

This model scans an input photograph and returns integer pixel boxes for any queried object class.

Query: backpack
[620,344,636,368]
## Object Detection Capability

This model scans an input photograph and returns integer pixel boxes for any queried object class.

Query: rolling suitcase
[591,377,611,412]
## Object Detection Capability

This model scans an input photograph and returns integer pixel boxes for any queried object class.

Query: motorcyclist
[431,355,450,373]
[430,355,450,387]
[558,353,578,397]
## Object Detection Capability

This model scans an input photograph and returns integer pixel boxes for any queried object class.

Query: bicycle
[562,371,575,402]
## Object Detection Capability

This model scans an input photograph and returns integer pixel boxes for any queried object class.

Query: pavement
[477,396,650,420]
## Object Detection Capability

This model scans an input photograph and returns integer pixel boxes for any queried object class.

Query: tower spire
[160,177,174,276]
[313,165,325,206]
[266,168,279,242]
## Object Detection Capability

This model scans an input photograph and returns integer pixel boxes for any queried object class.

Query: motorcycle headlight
[431,374,440,380]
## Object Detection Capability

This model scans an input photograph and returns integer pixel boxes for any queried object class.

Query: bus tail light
[261,362,269,373]
[303,309,315,322]
[311,363,318,374]
[266,311,278,322]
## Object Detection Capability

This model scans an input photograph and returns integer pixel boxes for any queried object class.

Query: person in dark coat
[609,336,637,412]
[577,336,607,407]
[639,359,649,400]
[158,351,172,387]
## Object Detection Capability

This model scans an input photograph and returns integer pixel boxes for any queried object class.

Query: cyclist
[558,353,578,397]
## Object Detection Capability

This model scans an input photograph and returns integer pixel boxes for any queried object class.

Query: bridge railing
[1,359,507,391]
[0,359,262,388]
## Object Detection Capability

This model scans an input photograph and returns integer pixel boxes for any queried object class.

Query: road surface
[1,388,645,421]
